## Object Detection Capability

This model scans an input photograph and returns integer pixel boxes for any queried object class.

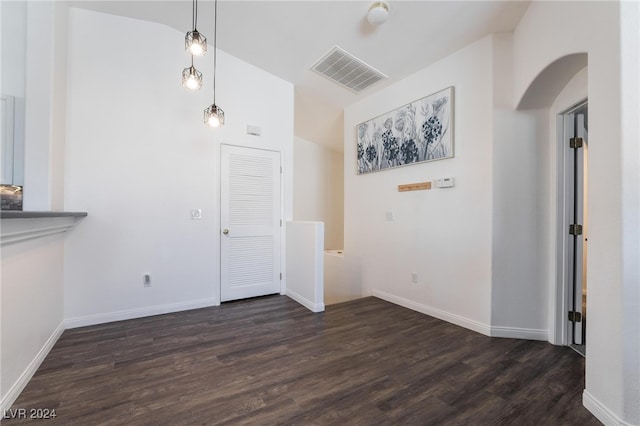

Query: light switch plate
[385,211,395,221]
[247,124,261,136]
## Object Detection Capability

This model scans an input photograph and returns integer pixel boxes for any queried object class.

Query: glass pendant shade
[202,0,224,129]
[185,30,207,56]
[182,65,203,91]
[204,104,225,127]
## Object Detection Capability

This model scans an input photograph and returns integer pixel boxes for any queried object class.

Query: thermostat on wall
[434,177,455,188]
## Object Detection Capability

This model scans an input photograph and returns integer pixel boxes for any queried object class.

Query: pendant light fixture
[182,56,203,91]
[204,0,224,128]
[185,0,206,56]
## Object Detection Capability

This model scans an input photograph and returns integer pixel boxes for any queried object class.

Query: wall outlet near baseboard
[143,274,151,287]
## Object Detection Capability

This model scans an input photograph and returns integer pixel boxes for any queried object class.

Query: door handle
[222,229,229,235]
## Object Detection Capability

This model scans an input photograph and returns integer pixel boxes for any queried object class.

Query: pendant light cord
[192,0,197,30]
[213,0,218,104]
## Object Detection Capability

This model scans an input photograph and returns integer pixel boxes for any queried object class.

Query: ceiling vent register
[311,46,387,94]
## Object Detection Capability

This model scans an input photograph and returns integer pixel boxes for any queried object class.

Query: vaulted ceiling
[73,1,530,151]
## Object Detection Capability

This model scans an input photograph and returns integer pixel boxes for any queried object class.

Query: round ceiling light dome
[367,1,390,26]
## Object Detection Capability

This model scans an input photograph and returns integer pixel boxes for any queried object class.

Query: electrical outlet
[385,211,395,221]
[144,274,151,287]
[411,272,418,283]
[191,209,202,220]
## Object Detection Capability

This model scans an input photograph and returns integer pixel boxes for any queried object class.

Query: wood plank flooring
[5,296,600,425]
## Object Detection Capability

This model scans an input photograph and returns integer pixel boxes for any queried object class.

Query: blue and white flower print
[356,87,453,174]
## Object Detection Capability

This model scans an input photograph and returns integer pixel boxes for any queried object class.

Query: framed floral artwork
[356,86,454,174]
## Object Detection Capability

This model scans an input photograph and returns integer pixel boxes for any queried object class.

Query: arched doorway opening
[516,53,588,354]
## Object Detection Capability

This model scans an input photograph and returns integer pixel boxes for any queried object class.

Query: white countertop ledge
[0,212,87,246]
[1,211,88,219]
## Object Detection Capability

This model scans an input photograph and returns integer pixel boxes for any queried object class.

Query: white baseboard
[372,289,550,341]
[372,289,491,336]
[490,325,548,341]
[583,390,633,426]
[65,298,217,329]
[286,289,325,313]
[1,321,65,412]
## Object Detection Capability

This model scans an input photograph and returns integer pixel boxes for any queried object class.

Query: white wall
[285,221,324,312]
[293,137,343,249]
[619,1,640,424]
[1,229,66,409]
[490,33,549,339]
[22,1,55,209]
[491,107,549,337]
[50,2,69,210]
[344,36,494,332]
[1,0,67,201]
[63,8,294,325]
[491,34,548,340]
[324,251,363,305]
[1,1,26,101]
[513,2,638,424]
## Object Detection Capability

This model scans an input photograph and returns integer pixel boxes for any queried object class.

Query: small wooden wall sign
[398,181,432,192]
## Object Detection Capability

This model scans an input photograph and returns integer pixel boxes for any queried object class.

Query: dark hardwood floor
[6,296,600,425]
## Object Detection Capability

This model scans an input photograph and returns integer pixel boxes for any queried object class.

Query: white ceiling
[73,0,530,151]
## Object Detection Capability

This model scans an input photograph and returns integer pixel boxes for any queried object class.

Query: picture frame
[356,86,454,174]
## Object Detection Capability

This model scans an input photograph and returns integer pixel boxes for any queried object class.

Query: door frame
[216,143,286,304]
[553,99,588,347]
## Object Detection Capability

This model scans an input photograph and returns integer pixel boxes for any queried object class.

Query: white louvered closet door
[220,145,281,302]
